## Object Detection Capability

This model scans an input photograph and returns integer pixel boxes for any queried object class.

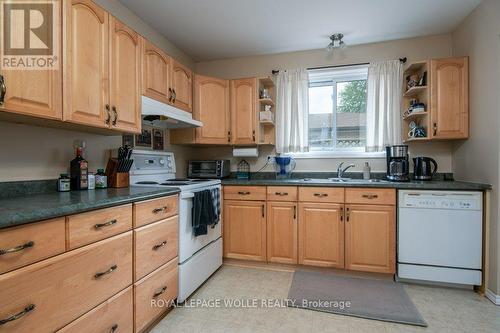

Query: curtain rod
[271,57,407,75]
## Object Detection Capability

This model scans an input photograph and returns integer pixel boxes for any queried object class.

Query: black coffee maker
[386,145,410,182]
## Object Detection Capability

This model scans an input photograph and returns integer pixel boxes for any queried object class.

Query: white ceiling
[119,0,480,62]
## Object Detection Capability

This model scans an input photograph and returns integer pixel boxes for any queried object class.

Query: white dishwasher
[398,190,482,286]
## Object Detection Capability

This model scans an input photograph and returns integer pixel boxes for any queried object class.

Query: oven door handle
[181,192,195,199]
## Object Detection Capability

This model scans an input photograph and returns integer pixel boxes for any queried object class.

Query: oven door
[178,184,222,264]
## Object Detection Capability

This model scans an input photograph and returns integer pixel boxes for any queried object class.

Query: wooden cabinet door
[0,1,62,120]
[170,59,192,112]
[109,17,141,133]
[63,0,109,127]
[231,78,257,145]
[267,201,297,264]
[431,57,469,139]
[223,200,266,261]
[142,39,170,104]
[194,74,230,144]
[344,204,395,274]
[298,202,344,268]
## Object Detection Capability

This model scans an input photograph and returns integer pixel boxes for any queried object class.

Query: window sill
[289,151,386,159]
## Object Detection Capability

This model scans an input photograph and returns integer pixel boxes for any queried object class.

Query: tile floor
[152,265,500,333]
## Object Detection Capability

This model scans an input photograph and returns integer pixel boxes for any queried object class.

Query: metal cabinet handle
[238,191,250,195]
[252,130,256,142]
[433,122,437,136]
[105,104,111,124]
[112,106,118,125]
[361,194,378,199]
[94,265,117,279]
[340,206,344,222]
[313,193,328,197]
[152,206,168,214]
[275,192,288,196]
[153,240,167,250]
[0,75,6,106]
[346,207,350,222]
[110,324,118,333]
[168,88,173,102]
[153,286,167,298]
[262,204,265,218]
[227,131,231,143]
[0,304,35,326]
[0,241,34,256]
[293,205,296,219]
[172,89,177,103]
[94,219,117,229]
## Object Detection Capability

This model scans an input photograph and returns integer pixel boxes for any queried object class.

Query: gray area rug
[288,270,427,327]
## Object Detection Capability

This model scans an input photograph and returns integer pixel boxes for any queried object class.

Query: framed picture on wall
[135,128,152,148]
[153,129,164,150]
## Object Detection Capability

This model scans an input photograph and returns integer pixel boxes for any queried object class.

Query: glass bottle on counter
[95,169,108,189]
[70,146,88,190]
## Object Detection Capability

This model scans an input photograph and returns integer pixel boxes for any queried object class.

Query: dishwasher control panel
[399,191,482,210]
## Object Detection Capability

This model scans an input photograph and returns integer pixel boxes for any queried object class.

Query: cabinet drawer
[57,287,133,333]
[345,188,396,205]
[299,187,344,203]
[67,204,133,249]
[0,232,133,333]
[0,218,65,274]
[267,186,298,201]
[223,186,266,201]
[134,195,179,228]
[134,259,178,333]
[134,216,179,281]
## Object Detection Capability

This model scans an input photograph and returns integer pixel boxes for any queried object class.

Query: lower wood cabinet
[267,201,297,264]
[134,259,178,333]
[298,202,345,268]
[58,286,133,333]
[344,204,396,274]
[223,200,266,261]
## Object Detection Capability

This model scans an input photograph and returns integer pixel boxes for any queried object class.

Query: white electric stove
[130,150,222,303]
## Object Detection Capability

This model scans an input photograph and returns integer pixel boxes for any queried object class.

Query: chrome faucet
[337,162,355,179]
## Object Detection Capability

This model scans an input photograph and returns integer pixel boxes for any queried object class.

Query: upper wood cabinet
[223,200,266,261]
[170,59,193,112]
[109,17,141,133]
[298,202,345,268]
[142,39,171,104]
[431,57,469,139]
[344,204,395,274]
[231,78,257,145]
[0,3,62,120]
[267,201,297,264]
[64,0,141,133]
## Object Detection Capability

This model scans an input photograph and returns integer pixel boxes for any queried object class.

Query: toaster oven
[188,160,230,179]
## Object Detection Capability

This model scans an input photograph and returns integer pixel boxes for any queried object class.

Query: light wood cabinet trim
[299,187,345,203]
[141,38,171,104]
[134,258,178,333]
[223,186,267,201]
[298,202,345,268]
[0,232,133,332]
[0,218,65,274]
[134,216,179,281]
[345,188,396,205]
[66,204,132,250]
[267,201,298,264]
[223,200,266,261]
[266,186,298,202]
[109,16,142,133]
[133,195,179,228]
[170,59,193,112]
[344,204,396,274]
[230,78,258,145]
[63,0,109,128]
[430,56,469,139]
[57,286,133,333]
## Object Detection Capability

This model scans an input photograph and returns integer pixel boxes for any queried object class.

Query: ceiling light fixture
[326,33,346,51]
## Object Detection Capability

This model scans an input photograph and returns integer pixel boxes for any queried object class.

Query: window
[307,65,368,154]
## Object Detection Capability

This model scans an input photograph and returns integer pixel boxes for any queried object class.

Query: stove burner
[135,181,159,185]
[160,181,192,186]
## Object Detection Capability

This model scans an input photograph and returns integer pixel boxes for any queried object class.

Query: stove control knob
[167,161,172,168]
[159,159,165,165]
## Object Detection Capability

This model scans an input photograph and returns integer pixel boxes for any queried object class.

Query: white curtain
[365,60,403,152]
[275,69,309,153]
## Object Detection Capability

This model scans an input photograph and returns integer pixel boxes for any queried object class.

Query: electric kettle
[413,157,438,180]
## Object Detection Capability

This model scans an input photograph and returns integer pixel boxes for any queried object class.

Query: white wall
[451,0,500,296]
[192,34,455,173]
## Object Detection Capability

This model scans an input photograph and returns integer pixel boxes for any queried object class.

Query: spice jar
[57,174,70,192]
[95,169,108,189]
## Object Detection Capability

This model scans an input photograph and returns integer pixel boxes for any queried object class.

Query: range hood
[141,96,202,129]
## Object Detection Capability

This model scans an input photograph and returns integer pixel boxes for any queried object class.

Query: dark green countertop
[0,187,180,229]
[221,178,492,191]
